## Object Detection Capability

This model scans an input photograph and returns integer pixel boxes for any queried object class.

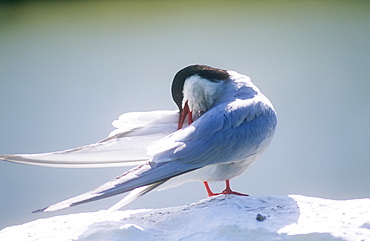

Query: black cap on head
[171,65,230,111]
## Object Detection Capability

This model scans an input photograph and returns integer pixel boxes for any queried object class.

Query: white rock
[1,195,369,241]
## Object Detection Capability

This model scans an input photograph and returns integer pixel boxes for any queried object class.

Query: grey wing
[150,99,277,168]
[0,110,179,168]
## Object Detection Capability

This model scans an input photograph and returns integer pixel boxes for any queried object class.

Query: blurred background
[0,0,368,230]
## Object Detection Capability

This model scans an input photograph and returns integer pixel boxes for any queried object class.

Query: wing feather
[0,110,178,168]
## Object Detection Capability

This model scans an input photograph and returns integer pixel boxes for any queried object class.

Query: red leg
[203,181,217,196]
[203,180,249,197]
[220,180,249,196]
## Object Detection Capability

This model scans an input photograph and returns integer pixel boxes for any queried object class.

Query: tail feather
[104,180,167,212]
[33,161,197,213]
[0,134,154,168]
[33,178,168,213]
[0,110,179,168]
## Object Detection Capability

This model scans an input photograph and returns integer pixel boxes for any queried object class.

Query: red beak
[178,100,193,129]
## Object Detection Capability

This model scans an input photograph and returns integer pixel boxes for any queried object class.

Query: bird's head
[171,65,230,129]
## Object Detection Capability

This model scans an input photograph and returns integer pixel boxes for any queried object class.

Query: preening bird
[0,65,277,213]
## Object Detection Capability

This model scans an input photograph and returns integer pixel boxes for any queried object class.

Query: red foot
[203,180,249,197]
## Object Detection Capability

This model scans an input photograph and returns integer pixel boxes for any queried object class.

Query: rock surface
[1,195,369,241]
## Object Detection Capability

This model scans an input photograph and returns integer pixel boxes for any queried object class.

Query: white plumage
[0,65,277,214]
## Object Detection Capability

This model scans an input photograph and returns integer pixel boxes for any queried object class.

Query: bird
[0,65,277,213]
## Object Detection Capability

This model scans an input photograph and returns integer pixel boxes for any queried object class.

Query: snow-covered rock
[1,195,369,241]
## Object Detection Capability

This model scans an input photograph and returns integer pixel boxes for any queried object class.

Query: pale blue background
[0,0,369,229]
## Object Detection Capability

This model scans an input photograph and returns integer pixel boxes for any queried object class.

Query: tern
[1,65,277,213]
